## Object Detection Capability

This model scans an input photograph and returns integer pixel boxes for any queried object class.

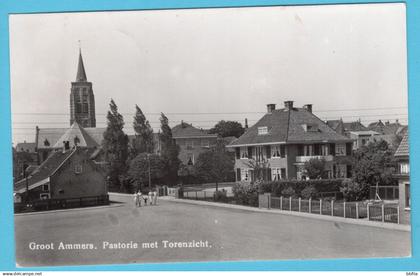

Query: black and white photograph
[10,3,411,267]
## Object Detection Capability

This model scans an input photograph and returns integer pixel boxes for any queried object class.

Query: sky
[9,3,408,145]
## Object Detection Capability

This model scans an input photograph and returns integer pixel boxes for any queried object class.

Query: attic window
[302,124,318,132]
[44,139,50,147]
[258,126,269,135]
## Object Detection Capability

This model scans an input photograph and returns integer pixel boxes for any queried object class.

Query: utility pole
[23,162,29,203]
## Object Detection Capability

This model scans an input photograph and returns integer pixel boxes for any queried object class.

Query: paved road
[15,194,411,267]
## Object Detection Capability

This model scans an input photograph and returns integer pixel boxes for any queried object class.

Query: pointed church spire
[76,48,87,82]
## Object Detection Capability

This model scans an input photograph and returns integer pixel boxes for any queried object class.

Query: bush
[213,190,229,203]
[301,185,317,199]
[282,186,296,197]
[340,178,365,201]
[232,181,259,207]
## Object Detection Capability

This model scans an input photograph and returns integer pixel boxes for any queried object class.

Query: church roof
[53,122,99,148]
[76,50,87,82]
[37,125,106,150]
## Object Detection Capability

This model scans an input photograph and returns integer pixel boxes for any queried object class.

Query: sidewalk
[160,196,411,232]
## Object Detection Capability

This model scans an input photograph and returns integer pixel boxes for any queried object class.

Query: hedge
[259,179,345,199]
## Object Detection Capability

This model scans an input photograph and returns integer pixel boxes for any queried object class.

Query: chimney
[245,118,248,129]
[284,101,294,111]
[266,104,276,114]
[303,104,312,113]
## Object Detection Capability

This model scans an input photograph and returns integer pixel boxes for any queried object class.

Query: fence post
[367,203,370,221]
[356,202,359,219]
[397,206,400,224]
[267,193,271,209]
[280,196,283,210]
[320,199,322,215]
[343,201,346,218]
[382,204,385,223]
[196,191,198,200]
[331,200,334,216]
[298,198,301,212]
[309,198,312,213]
[289,196,292,211]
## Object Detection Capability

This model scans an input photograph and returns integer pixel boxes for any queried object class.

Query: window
[82,103,89,113]
[304,145,313,156]
[335,144,346,156]
[75,164,83,174]
[271,145,286,158]
[240,147,248,159]
[186,140,194,150]
[40,193,50,200]
[258,126,268,135]
[321,144,329,156]
[400,163,410,174]
[201,140,210,148]
[302,124,318,132]
[405,183,410,208]
[272,168,286,181]
[256,146,265,162]
[241,169,252,181]
[42,184,49,192]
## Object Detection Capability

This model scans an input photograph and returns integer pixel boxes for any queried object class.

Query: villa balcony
[295,155,333,163]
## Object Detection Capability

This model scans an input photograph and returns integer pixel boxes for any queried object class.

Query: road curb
[161,197,411,232]
[14,203,125,216]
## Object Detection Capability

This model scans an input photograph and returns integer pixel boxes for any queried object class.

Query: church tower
[70,49,96,128]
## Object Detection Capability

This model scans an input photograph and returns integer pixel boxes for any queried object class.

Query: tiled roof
[16,142,36,153]
[343,121,367,132]
[53,122,99,148]
[395,134,409,157]
[229,108,352,146]
[14,148,76,192]
[172,122,218,139]
[368,120,403,135]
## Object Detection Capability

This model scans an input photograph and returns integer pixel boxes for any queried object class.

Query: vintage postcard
[10,3,411,267]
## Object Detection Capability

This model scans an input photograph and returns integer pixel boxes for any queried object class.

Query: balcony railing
[295,155,333,163]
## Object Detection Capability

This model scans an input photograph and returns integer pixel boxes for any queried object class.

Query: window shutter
[346,165,352,178]
[330,144,336,156]
[314,144,320,155]
[235,148,240,159]
[248,147,253,159]
[265,145,271,159]
[346,143,352,156]
[281,168,286,179]
[298,145,304,156]
[267,168,272,181]
[280,145,286,158]
[236,168,241,181]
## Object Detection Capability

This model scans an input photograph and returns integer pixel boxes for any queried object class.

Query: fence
[183,191,216,200]
[14,195,109,213]
[259,194,400,224]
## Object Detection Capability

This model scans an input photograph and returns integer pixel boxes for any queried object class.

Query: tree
[102,99,129,189]
[194,140,234,191]
[351,140,397,200]
[128,153,165,192]
[159,113,181,186]
[304,158,327,179]
[208,120,245,138]
[132,105,154,156]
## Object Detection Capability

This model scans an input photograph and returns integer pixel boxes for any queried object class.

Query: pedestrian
[143,194,148,206]
[133,191,139,207]
[153,190,158,205]
[137,191,142,207]
[148,191,153,205]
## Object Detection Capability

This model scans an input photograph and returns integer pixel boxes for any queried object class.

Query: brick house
[394,133,410,224]
[172,122,218,166]
[227,101,354,182]
[14,145,107,201]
